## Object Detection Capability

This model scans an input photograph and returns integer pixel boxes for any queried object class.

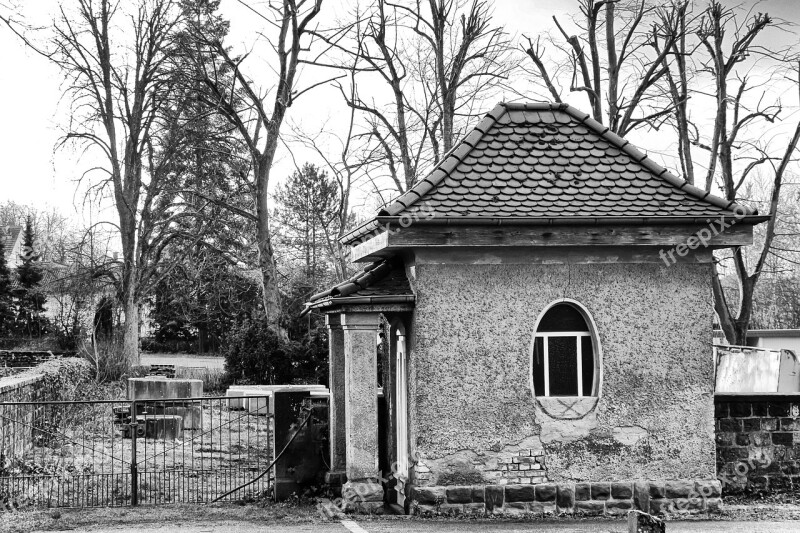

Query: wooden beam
[349,231,389,262]
[386,223,753,248]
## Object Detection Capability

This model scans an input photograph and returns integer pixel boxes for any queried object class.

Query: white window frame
[535,331,591,397]
[530,299,603,398]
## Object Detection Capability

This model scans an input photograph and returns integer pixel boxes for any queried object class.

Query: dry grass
[0,500,325,532]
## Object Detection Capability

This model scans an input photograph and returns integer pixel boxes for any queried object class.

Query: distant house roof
[302,258,413,314]
[343,102,765,245]
[1,226,22,263]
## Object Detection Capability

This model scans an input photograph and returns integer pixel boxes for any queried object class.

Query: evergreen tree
[0,238,14,335]
[16,216,45,337]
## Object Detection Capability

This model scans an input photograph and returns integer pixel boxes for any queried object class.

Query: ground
[2,502,800,533]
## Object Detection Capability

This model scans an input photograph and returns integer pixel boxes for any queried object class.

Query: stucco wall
[409,259,716,485]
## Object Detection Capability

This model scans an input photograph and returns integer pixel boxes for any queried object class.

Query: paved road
[55,518,800,532]
[141,353,225,370]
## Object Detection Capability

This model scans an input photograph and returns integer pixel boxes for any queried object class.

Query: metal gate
[0,396,273,509]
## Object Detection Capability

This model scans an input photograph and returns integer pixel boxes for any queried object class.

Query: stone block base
[342,480,384,513]
[409,479,721,517]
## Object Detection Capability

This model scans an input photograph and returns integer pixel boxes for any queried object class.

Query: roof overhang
[348,217,766,262]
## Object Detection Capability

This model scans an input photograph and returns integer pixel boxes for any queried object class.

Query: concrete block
[128,377,202,401]
[162,405,203,430]
[142,414,183,440]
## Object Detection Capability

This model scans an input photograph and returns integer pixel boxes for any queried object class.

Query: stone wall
[410,479,722,516]
[715,394,800,493]
[0,373,45,462]
[408,257,716,487]
[0,350,73,369]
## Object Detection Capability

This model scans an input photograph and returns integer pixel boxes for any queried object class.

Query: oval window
[532,302,598,397]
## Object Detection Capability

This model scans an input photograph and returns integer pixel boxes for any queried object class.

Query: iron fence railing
[0,396,273,509]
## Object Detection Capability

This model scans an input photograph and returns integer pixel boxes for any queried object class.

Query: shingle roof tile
[374,102,755,221]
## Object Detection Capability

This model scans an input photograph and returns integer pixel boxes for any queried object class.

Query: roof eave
[300,294,416,316]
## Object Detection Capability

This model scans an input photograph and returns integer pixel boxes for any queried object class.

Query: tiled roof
[1,226,22,262]
[303,258,413,313]
[343,102,761,244]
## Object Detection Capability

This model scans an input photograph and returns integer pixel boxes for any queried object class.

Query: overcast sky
[1,0,799,225]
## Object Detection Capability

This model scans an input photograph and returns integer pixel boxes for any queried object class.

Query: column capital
[341,311,382,330]
[325,313,343,328]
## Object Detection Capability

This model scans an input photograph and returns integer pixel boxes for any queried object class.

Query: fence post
[130,399,138,506]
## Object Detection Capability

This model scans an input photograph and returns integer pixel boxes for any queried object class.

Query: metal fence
[0,396,273,509]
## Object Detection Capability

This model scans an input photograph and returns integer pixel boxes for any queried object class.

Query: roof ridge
[559,104,756,216]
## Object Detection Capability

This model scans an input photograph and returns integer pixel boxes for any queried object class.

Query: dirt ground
[2,501,800,533]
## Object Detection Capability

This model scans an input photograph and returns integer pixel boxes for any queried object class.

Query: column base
[342,480,385,514]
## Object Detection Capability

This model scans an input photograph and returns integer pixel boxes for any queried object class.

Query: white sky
[1,0,799,226]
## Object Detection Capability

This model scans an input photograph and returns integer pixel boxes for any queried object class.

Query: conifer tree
[16,217,45,337]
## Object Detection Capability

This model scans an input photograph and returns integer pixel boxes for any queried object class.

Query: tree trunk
[254,159,282,331]
[122,289,139,367]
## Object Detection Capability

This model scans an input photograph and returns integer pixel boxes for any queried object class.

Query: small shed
[306,102,766,515]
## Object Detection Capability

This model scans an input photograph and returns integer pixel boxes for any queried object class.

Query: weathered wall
[409,258,716,486]
[715,394,800,493]
[0,373,45,461]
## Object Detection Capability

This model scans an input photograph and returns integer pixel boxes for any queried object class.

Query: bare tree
[52,0,202,365]
[523,0,686,140]
[528,1,800,345]
[318,0,513,196]
[687,3,800,345]
[189,0,324,331]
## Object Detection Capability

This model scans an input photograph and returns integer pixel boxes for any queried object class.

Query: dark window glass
[532,337,545,396]
[581,336,594,396]
[548,336,578,395]
[533,303,597,397]
[538,304,589,332]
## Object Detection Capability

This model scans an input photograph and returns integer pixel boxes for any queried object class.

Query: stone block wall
[0,351,72,369]
[0,373,45,463]
[715,394,800,493]
[409,479,721,516]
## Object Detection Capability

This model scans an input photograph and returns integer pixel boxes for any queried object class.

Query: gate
[0,396,273,509]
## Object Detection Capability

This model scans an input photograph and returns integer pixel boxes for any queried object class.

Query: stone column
[341,311,384,512]
[326,313,347,476]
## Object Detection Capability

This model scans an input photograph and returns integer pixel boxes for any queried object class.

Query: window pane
[581,336,594,396]
[532,337,545,396]
[538,304,589,332]
[548,336,578,396]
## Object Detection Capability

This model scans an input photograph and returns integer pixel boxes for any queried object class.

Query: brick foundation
[409,480,721,516]
[715,394,800,493]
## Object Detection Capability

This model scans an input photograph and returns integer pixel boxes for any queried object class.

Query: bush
[32,357,93,402]
[140,336,197,354]
[223,320,327,385]
[224,319,292,384]
[78,335,130,383]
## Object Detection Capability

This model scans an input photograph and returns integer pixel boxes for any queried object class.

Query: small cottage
[305,102,766,515]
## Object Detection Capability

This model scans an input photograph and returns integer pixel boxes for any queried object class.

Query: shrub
[224,319,293,384]
[78,334,130,383]
[223,320,327,385]
[33,357,93,402]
